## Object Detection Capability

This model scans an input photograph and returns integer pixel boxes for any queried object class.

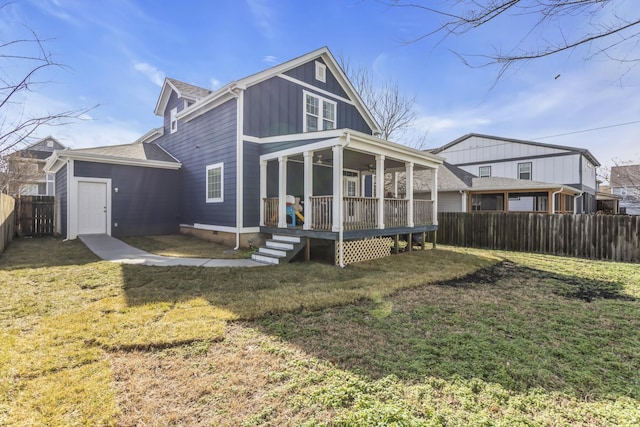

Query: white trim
[206,162,224,203]
[178,86,240,122]
[245,128,344,145]
[235,90,244,248]
[133,127,164,144]
[193,223,237,233]
[303,90,336,133]
[170,107,178,133]
[69,176,112,239]
[260,137,341,162]
[277,74,354,106]
[45,151,181,172]
[66,160,73,238]
[315,61,327,83]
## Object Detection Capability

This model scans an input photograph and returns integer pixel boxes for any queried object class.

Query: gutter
[574,191,584,214]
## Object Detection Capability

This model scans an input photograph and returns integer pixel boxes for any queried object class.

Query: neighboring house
[45,47,443,265]
[393,162,582,213]
[610,165,640,215]
[431,134,601,213]
[2,136,65,196]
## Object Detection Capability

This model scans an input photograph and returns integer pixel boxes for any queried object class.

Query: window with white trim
[304,91,336,132]
[518,162,532,180]
[206,163,223,203]
[170,107,178,134]
[479,166,491,177]
[315,61,326,83]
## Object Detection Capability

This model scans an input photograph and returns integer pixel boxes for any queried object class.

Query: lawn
[1,237,639,426]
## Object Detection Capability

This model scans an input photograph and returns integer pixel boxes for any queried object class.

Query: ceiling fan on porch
[315,154,332,165]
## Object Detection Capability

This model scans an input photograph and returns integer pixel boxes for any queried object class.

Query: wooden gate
[16,195,55,237]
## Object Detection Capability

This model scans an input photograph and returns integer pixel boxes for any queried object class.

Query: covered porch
[257,129,443,265]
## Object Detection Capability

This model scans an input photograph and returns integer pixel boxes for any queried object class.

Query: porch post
[433,166,438,225]
[406,162,414,227]
[303,151,313,230]
[259,159,267,226]
[376,155,385,229]
[278,156,287,228]
[332,145,343,232]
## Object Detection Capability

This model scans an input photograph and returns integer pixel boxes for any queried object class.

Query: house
[392,162,582,213]
[610,164,640,215]
[431,134,601,213]
[2,136,65,196]
[45,47,443,265]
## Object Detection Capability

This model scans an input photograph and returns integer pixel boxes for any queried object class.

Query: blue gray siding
[283,58,348,99]
[243,141,261,226]
[74,161,181,237]
[244,73,371,137]
[157,97,238,227]
[55,164,67,237]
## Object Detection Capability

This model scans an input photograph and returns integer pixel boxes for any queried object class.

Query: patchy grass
[120,234,255,259]
[1,237,639,426]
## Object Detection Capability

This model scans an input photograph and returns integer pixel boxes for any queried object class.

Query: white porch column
[406,162,414,227]
[461,191,467,213]
[332,145,343,232]
[433,166,439,224]
[278,156,287,228]
[376,155,385,229]
[303,151,313,230]
[259,159,267,226]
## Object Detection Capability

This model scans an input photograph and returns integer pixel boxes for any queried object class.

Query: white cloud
[247,0,276,40]
[209,77,221,90]
[263,55,277,64]
[133,61,165,87]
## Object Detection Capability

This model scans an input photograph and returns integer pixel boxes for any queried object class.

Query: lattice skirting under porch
[335,237,392,266]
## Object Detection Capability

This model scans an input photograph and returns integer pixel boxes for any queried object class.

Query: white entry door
[77,181,107,234]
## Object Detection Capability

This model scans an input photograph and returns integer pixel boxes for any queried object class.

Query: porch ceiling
[288,149,409,173]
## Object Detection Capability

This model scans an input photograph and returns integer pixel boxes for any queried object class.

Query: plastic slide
[295,211,304,223]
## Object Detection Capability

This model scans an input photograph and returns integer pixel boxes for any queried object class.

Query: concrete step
[272,234,301,244]
[266,240,294,250]
[251,253,281,265]
[259,247,287,257]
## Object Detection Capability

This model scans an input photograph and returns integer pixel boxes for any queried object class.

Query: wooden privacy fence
[1,194,16,255]
[15,195,55,237]
[437,212,640,263]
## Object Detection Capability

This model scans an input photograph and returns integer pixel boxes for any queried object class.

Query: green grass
[1,236,639,426]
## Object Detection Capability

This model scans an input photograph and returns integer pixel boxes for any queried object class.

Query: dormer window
[304,91,336,132]
[315,61,326,83]
[170,107,178,133]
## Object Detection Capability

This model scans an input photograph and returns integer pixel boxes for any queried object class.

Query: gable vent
[315,61,326,83]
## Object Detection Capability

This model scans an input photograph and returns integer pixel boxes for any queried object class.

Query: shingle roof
[166,78,212,101]
[72,142,178,163]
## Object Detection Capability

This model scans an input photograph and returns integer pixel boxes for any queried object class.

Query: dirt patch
[435,260,635,302]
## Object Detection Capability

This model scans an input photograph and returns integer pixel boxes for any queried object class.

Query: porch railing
[344,197,377,230]
[310,196,333,231]
[413,200,434,225]
[263,197,278,227]
[264,197,434,231]
[384,198,408,228]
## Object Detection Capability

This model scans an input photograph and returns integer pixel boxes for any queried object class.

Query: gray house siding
[55,164,67,237]
[244,75,371,138]
[283,58,348,99]
[243,141,261,227]
[74,161,181,237]
[157,97,238,227]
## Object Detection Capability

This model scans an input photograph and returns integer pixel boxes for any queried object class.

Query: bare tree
[0,151,44,195]
[1,4,93,156]
[339,54,418,142]
[390,0,640,79]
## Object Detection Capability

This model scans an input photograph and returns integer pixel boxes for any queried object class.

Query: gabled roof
[9,136,66,160]
[434,133,601,167]
[154,78,212,116]
[44,142,181,173]
[164,47,382,135]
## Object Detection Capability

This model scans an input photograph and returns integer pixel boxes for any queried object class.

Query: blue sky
[2,0,639,170]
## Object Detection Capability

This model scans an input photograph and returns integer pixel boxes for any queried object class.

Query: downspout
[551,187,564,213]
[230,85,242,250]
